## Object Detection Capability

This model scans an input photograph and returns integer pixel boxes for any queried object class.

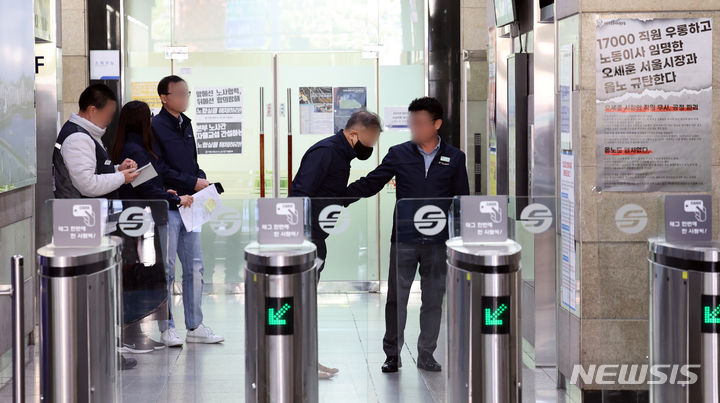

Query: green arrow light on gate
[484,304,508,326]
[704,305,720,324]
[268,303,292,326]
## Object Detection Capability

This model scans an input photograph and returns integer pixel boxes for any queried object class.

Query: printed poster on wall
[596,18,713,192]
[194,87,243,154]
[560,151,577,313]
[383,106,409,129]
[130,82,164,115]
[333,87,367,133]
[559,45,573,150]
[299,87,333,134]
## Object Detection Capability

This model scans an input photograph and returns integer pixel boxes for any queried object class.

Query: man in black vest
[53,84,139,198]
[346,97,470,373]
[52,84,140,370]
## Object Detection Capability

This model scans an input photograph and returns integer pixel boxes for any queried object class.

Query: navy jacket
[151,107,206,196]
[117,132,182,211]
[346,139,470,243]
[289,130,357,240]
[289,131,356,197]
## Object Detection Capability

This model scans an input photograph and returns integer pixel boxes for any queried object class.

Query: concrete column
[61,0,88,121]
[557,2,720,401]
[461,0,489,194]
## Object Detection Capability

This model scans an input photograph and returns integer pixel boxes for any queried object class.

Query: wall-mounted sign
[89,50,120,80]
[595,18,713,192]
[664,194,712,242]
[559,45,573,150]
[560,151,577,312]
[52,199,106,247]
[164,46,188,60]
[194,87,243,154]
[460,195,507,242]
[34,0,52,41]
[130,82,163,115]
[257,198,305,245]
[299,87,333,134]
[333,87,367,133]
[383,106,409,129]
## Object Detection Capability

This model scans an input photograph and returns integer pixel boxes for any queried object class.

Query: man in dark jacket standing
[151,75,223,346]
[345,97,470,373]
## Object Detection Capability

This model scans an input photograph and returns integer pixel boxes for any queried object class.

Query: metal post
[272,53,280,197]
[260,87,266,197]
[1,256,26,403]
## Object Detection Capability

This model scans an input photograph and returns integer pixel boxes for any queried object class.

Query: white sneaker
[161,328,183,347]
[117,343,153,354]
[186,324,224,344]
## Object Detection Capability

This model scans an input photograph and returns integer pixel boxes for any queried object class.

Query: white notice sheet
[179,184,222,232]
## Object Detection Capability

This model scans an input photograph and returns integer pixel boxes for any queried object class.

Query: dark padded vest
[52,121,118,199]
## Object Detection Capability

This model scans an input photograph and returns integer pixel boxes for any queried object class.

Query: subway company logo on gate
[318,204,351,235]
[519,203,553,234]
[118,206,153,237]
[413,205,447,236]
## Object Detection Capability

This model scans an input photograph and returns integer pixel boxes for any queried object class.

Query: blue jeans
[159,210,205,330]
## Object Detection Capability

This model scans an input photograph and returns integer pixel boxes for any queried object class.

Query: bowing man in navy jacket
[345,97,470,373]
[289,110,382,379]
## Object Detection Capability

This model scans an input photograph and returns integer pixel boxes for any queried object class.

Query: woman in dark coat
[110,100,193,352]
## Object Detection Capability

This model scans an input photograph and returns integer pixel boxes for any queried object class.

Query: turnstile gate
[649,238,720,403]
[245,240,318,403]
[37,237,123,403]
[446,237,522,403]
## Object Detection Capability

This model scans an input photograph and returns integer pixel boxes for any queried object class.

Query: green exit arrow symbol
[268,303,292,326]
[704,305,720,324]
[485,303,508,326]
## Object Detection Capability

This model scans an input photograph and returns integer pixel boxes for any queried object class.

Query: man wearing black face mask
[289,110,382,378]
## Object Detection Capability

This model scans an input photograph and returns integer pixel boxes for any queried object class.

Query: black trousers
[383,242,447,358]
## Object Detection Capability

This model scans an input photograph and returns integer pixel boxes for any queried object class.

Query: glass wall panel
[122,0,426,285]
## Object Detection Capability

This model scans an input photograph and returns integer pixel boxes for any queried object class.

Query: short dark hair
[408,97,443,121]
[78,84,117,111]
[157,75,186,96]
[344,110,383,132]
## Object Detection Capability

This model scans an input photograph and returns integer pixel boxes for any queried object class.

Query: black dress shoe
[121,355,137,370]
[416,355,441,372]
[381,356,402,373]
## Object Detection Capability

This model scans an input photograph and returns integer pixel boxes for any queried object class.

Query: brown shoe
[319,370,335,379]
[319,363,339,374]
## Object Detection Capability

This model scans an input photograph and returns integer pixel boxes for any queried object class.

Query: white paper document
[179,184,222,232]
[130,162,158,188]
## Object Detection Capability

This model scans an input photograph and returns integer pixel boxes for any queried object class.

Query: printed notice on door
[299,87,333,134]
[560,151,577,313]
[595,18,712,191]
[194,87,243,154]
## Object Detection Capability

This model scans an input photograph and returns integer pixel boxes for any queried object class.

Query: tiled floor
[1,292,575,402]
